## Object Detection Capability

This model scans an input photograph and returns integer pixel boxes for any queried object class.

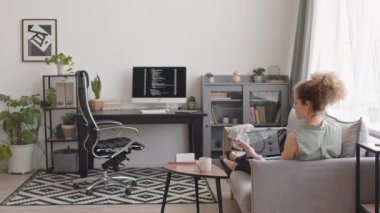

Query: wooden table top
[163,162,228,179]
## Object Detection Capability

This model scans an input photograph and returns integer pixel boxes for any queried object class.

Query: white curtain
[308,0,380,133]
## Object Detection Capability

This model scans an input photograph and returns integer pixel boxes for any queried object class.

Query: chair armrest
[98,125,139,134]
[96,120,123,126]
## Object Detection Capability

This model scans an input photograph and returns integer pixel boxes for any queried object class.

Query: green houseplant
[0,94,42,173]
[45,88,57,107]
[89,74,104,111]
[252,67,266,82]
[61,113,76,139]
[45,53,74,75]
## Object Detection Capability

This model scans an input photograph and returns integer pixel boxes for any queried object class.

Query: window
[308,0,380,135]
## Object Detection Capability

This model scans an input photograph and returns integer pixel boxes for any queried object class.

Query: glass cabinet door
[243,84,288,127]
[203,84,243,159]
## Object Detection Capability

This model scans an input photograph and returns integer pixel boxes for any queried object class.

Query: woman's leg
[223,154,251,174]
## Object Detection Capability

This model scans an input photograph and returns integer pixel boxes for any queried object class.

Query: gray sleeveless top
[294,120,342,161]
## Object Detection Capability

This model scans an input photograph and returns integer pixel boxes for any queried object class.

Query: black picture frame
[22,19,57,62]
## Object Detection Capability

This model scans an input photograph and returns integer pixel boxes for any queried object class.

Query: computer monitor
[132,67,186,104]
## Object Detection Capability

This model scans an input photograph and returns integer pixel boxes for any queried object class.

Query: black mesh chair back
[73,70,144,196]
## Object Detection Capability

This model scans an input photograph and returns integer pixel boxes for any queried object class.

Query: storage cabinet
[202,75,289,160]
[42,75,78,172]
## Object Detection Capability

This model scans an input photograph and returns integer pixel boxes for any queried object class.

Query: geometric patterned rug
[0,167,216,205]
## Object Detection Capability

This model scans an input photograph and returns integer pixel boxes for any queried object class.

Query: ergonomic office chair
[73,70,145,195]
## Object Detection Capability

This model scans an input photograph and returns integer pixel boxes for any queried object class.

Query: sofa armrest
[250,158,376,213]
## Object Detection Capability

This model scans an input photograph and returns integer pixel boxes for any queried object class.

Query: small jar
[222,116,229,124]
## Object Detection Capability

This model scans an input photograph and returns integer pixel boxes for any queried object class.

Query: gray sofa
[229,157,376,213]
[226,109,371,213]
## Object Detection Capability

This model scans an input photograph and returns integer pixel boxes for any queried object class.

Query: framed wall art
[22,19,57,62]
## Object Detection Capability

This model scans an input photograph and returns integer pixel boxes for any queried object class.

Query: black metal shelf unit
[42,75,77,172]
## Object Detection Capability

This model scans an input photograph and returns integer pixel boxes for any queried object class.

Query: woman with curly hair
[221,72,347,174]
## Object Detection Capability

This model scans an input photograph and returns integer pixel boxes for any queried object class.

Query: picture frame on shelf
[22,19,57,62]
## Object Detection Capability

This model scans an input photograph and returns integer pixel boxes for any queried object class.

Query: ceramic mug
[197,157,212,172]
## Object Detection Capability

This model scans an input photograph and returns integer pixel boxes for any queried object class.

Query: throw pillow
[324,114,368,157]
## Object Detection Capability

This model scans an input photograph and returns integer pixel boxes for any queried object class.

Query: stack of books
[103,100,122,110]
[210,92,231,100]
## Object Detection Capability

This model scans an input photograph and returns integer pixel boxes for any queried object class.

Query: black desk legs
[194,177,200,213]
[191,117,203,159]
[215,178,223,213]
[161,172,172,213]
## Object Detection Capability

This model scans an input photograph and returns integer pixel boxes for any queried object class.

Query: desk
[77,109,206,177]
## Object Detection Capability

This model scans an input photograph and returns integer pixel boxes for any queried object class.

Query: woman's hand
[232,140,250,150]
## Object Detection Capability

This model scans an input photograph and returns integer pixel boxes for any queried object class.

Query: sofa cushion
[324,114,368,157]
[287,109,368,157]
[229,171,251,213]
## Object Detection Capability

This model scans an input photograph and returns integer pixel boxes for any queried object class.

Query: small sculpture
[232,71,241,83]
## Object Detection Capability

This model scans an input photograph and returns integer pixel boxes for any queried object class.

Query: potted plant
[45,53,74,75]
[206,72,215,83]
[0,94,42,173]
[252,67,266,82]
[61,113,76,139]
[45,87,57,107]
[187,96,196,110]
[89,74,104,111]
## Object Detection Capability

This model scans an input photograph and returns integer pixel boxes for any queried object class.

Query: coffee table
[160,162,228,213]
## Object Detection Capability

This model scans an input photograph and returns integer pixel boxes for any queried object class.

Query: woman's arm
[280,132,299,160]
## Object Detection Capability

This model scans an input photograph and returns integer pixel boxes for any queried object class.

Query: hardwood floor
[0,170,240,213]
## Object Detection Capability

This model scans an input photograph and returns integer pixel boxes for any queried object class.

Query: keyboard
[140,109,170,114]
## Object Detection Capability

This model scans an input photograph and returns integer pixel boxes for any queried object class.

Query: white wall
[0,0,299,167]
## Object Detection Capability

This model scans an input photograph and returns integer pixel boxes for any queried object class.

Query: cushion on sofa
[324,114,368,157]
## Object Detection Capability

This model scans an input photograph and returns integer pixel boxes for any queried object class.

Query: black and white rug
[1,167,216,205]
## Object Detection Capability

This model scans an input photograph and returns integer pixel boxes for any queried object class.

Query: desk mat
[1,167,216,205]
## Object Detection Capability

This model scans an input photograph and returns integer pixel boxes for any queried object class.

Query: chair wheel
[73,183,79,189]
[86,190,93,195]
[132,181,137,186]
[125,188,131,195]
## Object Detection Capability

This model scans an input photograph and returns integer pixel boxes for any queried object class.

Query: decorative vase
[187,101,196,110]
[89,99,104,111]
[62,125,76,139]
[8,144,35,174]
[253,75,264,83]
[56,63,68,75]
[208,77,215,83]
[232,71,241,83]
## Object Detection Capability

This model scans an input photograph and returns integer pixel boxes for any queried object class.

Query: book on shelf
[275,109,281,123]
[249,107,256,124]
[211,105,222,124]
[256,106,266,123]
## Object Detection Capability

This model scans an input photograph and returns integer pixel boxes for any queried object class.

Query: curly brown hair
[295,72,346,112]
